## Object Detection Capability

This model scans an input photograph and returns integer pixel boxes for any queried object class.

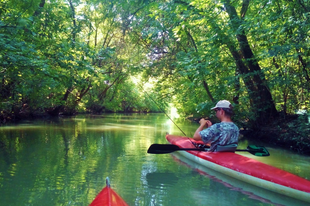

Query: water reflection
[0,114,309,206]
[237,140,310,179]
[145,172,179,188]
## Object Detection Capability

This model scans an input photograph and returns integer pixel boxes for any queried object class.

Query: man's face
[215,108,222,119]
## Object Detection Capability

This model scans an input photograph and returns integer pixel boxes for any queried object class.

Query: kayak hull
[89,178,128,206]
[166,134,310,203]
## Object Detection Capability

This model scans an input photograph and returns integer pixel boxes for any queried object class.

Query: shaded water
[0,114,309,206]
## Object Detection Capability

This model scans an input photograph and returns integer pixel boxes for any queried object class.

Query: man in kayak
[193,100,239,152]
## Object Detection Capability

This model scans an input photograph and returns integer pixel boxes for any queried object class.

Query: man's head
[211,100,233,117]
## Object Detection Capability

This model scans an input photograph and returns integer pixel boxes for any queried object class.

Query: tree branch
[240,0,250,18]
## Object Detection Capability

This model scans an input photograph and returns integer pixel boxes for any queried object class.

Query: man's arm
[193,119,212,140]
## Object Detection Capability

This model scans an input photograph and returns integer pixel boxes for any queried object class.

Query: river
[0,113,309,206]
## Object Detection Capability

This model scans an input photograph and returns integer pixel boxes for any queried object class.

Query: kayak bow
[165,134,310,203]
[89,177,128,206]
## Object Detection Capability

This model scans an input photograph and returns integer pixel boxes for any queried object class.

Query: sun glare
[170,104,180,119]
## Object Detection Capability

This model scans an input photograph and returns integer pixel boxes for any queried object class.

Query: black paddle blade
[147,144,180,154]
[247,145,270,156]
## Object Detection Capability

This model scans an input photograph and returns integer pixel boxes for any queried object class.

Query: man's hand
[199,118,212,128]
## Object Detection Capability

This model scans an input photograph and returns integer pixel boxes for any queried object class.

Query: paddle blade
[147,144,180,154]
[247,145,270,156]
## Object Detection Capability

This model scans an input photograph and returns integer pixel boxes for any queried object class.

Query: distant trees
[0,0,161,122]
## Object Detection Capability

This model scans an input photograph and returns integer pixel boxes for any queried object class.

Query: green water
[0,114,309,206]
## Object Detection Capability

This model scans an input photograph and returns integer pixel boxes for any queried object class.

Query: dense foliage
[1,1,309,133]
[0,0,163,121]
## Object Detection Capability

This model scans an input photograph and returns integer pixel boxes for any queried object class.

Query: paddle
[147,144,270,156]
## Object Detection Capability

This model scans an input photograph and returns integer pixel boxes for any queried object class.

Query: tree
[127,0,309,126]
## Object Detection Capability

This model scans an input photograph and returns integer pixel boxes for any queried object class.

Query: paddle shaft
[147,144,270,156]
[157,147,249,152]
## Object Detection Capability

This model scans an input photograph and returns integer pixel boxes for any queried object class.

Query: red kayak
[166,134,310,203]
[89,177,128,206]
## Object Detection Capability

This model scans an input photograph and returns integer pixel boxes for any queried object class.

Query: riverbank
[0,110,160,124]
[241,114,310,155]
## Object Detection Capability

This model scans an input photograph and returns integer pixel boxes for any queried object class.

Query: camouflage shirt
[199,122,239,152]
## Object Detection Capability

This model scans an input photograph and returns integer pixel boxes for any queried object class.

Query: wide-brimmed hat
[211,100,232,110]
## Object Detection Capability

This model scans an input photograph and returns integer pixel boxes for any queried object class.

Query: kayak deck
[166,134,310,203]
[89,177,128,206]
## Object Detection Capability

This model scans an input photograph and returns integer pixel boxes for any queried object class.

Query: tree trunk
[202,80,214,102]
[223,0,278,125]
[186,30,215,102]
[46,88,73,116]
[33,0,45,16]
[68,0,77,43]
[98,75,124,101]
